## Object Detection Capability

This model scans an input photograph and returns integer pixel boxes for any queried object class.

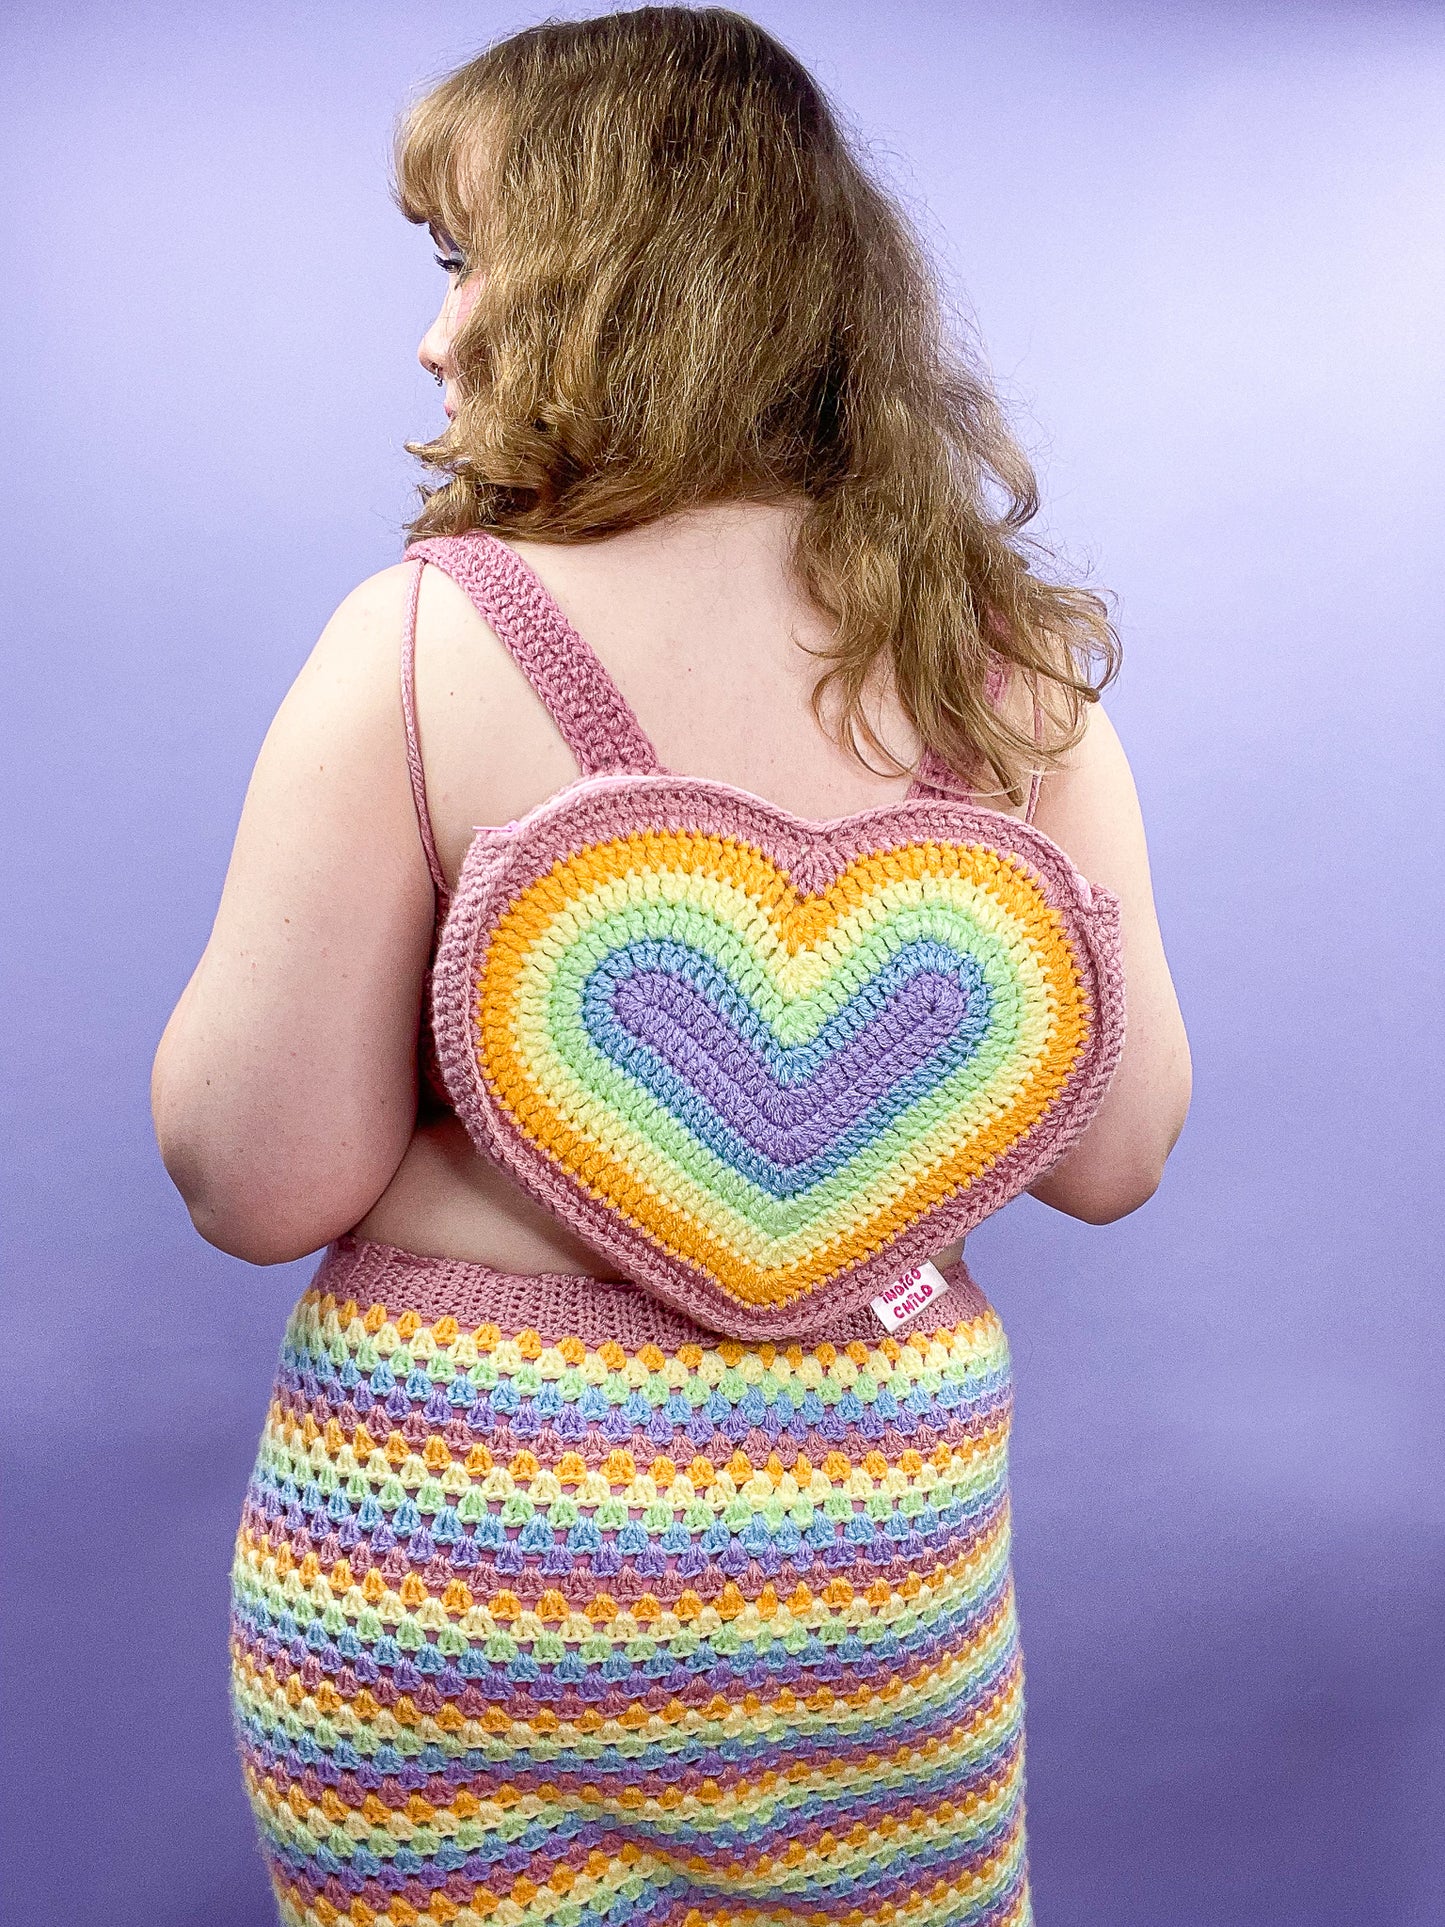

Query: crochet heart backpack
[401,531,1126,1339]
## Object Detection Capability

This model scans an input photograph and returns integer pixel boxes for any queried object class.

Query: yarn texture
[404,533,1125,1341]
[229,1239,1032,1926]
[223,530,1123,1923]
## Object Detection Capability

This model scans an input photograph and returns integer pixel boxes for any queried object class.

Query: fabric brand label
[870,1260,951,1331]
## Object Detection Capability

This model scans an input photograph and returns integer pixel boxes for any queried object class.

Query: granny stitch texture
[402,533,1125,1340]
[226,537,1076,1921]
[229,1237,1033,1926]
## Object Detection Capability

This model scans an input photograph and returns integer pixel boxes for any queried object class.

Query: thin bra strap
[1021,674,1045,825]
[402,530,662,780]
[400,555,450,903]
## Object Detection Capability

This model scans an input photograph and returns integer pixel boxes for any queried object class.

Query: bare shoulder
[230,563,429,827]
[1036,697,1136,806]
[291,554,514,690]
[279,549,593,869]
[289,560,419,696]
[407,556,588,876]
[264,559,438,759]
[1031,698,1154,902]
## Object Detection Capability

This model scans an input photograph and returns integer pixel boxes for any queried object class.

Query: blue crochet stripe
[582,934,978,1075]
[577,935,995,1197]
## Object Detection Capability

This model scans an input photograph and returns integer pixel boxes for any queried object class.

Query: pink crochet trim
[429,771,1125,1341]
[314,1234,989,1344]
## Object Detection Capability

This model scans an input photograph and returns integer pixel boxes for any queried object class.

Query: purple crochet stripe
[430,775,1126,1338]
[235,1575,1015,1744]
[260,1397,1013,1479]
[241,1498,1011,1618]
[607,961,971,1166]
[245,1726,1025,1909]
[235,1718,1022,1836]
[259,1780,1026,1927]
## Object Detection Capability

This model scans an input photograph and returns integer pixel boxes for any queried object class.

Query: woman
[154,10,1190,1924]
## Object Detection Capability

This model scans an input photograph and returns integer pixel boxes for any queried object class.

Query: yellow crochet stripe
[297,1286,1005,1372]
[494,866,1058,1271]
[299,1284,1005,1361]
[252,1734,1032,1927]
[477,833,1089,1305]
[495,854,1053,1010]
[231,1584,1019,1783]
[241,1753,1029,1906]
[232,1634,1023,1880]
[239,1680,1025,1844]
[256,1753,1029,1927]
[257,1401,1009,1505]
[261,1813,1026,1927]
[231,1499,1013,1658]
[487,851,1063,1210]
[237,1659,1023,1865]
[239,1713,1026,1887]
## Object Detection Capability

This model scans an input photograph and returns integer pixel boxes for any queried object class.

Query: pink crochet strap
[400,557,449,901]
[906,656,1006,804]
[908,743,976,804]
[907,658,1046,822]
[401,530,662,779]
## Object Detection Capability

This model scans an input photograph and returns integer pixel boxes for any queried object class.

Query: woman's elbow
[1047,1161,1166,1225]
[154,1111,372,1266]
[181,1190,329,1266]
[157,1145,331,1264]
[1028,1117,1186,1225]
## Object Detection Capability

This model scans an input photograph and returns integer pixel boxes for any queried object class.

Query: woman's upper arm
[152,561,436,1262]
[1026,698,1193,1222]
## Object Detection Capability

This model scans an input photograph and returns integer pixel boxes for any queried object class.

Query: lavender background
[4,3,1442,1922]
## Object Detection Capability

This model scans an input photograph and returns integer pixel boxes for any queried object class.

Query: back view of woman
[154,10,1190,1922]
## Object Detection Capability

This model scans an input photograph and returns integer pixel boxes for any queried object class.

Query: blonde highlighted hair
[392,5,1118,801]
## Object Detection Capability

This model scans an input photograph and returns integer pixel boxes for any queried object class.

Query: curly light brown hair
[391,5,1118,803]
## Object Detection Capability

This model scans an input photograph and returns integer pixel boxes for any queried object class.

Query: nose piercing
[430,365,444,386]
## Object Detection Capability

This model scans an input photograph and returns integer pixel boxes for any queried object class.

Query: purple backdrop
[4,3,1442,1922]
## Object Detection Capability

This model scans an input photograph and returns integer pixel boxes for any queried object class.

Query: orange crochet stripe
[261,1406,1010,1493]
[231,1494,1013,1637]
[301,1282,1001,1365]
[239,1663,1023,1850]
[477,834,1089,1305]
[230,1604,1019,1793]
[263,1799,1029,1927]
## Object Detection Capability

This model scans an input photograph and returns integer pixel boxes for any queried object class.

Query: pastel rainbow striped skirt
[228,1236,1032,1926]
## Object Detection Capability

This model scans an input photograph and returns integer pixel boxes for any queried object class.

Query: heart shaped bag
[402,532,1125,1339]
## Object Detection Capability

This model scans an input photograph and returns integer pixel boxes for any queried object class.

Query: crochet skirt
[228,1235,1032,1926]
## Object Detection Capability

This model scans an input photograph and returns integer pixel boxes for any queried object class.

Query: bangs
[391,71,495,254]
[387,9,1118,801]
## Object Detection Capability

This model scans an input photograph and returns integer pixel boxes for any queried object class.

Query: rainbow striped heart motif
[433,779,1125,1336]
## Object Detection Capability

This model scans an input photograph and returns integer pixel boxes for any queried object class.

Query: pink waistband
[312,1235,989,1348]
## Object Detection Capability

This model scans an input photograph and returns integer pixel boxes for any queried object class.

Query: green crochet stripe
[508,897,1047,1253]
[523,867,1041,1043]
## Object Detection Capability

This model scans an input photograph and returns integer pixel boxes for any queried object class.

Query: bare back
[353,502,1029,1274]
[153,500,1186,1271]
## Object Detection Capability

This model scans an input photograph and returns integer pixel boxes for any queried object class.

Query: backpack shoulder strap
[907,657,1045,823]
[401,530,662,778]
